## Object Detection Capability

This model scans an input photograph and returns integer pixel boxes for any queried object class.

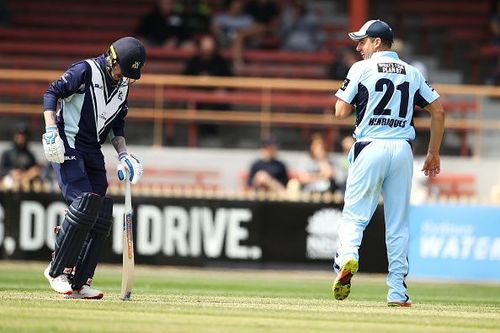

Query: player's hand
[42,125,65,163]
[117,153,143,184]
[421,151,440,177]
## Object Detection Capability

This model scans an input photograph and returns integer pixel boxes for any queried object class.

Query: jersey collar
[371,51,399,60]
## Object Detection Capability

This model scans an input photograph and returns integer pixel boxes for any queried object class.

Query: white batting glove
[117,152,143,184]
[42,125,65,163]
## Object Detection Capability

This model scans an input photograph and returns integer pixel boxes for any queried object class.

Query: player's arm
[334,98,354,119]
[42,63,88,163]
[421,99,445,177]
[334,62,361,120]
[109,109,143,185]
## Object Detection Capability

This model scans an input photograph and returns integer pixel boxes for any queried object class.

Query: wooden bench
[0,27,129,43]
[397,2,489,14]
[8,1,151,16]
[11,14,140,30]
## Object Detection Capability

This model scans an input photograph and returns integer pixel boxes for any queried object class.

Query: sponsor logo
[425,80,435,91]
[377,63,406,74]
[94,83,103,89]
[419,221,500,261]
[98,111,107,121]
[306,208,342,259]
[64,155,77,161]
[112,205,262,260]
[131,61,140,69]
[118,91,124,101]
[340,78,350,91]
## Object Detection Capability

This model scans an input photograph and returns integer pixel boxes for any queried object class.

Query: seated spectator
[0,0,9,26]
[0,124,40,189]
[244,0,282,48]
[183,34,233,78]
[490,0,500,46]
[279,0,323,52]
[182,0,212,41]
[247,137,288,192]
[182,34,233,138]
[328,47,358,80]
[212,0,260,67]
[135,0,207,48]
[296,133,338,193]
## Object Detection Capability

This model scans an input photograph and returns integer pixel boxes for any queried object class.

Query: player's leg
[66,152,109,299]
[67,197,113,299]
[381,141,413,306]
[48,193,103,291]
[45,150,101,294]
[333,141,390,300]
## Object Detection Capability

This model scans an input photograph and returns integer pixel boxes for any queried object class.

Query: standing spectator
[182,34,233,138]
[279,0,323,52]
[296,133,338,193]
[247,137,289,192]
[332,20,444,306]
[0,124,40,189]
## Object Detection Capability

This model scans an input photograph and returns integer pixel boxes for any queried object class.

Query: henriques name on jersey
[368,117,406,128]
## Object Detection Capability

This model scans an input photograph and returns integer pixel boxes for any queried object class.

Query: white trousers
[335,139,413,302]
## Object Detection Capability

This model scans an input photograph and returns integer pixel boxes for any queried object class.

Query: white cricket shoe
[43,263,72,294]
[65,284,104,300]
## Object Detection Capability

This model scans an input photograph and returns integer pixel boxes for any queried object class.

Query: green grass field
[0,261,499,333]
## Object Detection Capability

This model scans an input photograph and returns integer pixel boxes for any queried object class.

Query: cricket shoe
[332,258,359,300]
[388,300,412,307]
[43,263,72,294]
[65,284,104,300]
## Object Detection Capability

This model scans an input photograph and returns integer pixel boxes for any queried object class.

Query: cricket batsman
[42,37,146,299]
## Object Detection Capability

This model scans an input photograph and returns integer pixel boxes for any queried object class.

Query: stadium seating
[393,0,490,83]
[428,173,476,199]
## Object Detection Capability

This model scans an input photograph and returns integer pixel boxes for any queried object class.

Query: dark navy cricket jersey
[43,55,129,152]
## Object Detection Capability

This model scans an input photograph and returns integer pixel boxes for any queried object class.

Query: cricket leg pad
[49,193,103,277]
[72,197,113,290]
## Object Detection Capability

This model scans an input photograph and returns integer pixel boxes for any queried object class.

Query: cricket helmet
[108,37,146,80]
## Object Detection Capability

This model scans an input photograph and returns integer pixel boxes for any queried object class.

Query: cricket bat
[121,178,134,300]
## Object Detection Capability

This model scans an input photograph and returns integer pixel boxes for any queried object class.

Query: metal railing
[1,69,500,156]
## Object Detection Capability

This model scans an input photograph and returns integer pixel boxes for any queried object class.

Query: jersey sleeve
[334,61,364,104]
[43,61,89,111]
[414,73,440,108]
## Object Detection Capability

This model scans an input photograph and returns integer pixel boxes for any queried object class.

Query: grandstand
[0,0,499,200]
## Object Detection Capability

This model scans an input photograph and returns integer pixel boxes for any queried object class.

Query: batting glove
[42,125,65,163]
[117,152,143,184]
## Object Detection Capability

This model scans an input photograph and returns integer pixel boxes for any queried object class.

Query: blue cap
[348,20,394,42]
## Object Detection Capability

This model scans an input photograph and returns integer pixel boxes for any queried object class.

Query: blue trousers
[52,147,108,204]
[335,139,413,303]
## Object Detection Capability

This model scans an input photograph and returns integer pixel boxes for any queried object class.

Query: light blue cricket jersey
[335,51,439,141]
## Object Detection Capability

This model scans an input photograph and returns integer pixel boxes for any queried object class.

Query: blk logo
[131,61,140,69]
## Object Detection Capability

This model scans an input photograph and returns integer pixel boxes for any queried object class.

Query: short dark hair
[369,37,393,49]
